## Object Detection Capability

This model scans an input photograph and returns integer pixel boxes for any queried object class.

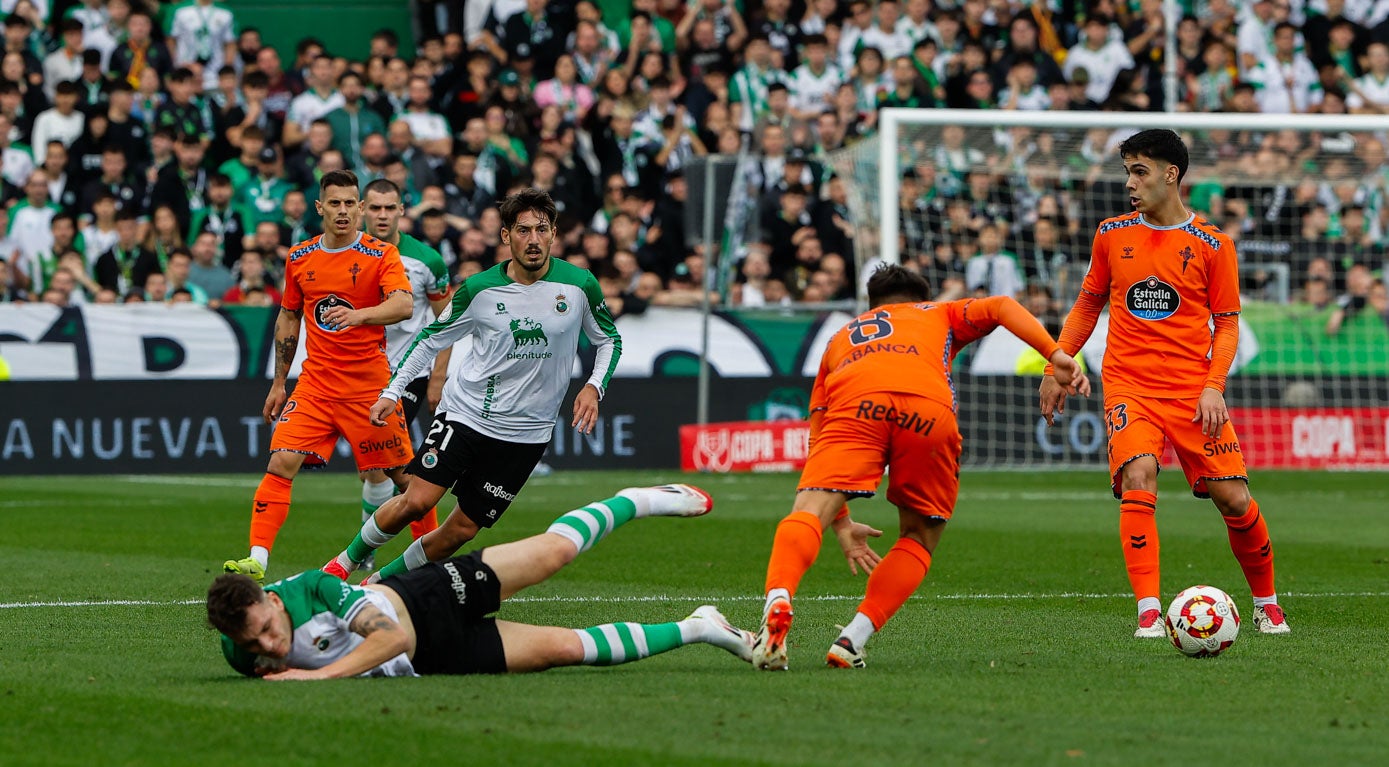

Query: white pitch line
[112,475,262,487]
[3,591,1387,610]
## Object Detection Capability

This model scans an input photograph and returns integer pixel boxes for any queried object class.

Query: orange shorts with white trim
[1103,393,1248,499]
[269,393,414,470]
[797,393,962,520]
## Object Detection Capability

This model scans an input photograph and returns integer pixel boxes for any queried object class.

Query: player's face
[362,190,404,241]
[1122,153,1174,214]
[317,185,362,238]
[502,209,554,273]
[231,593,293,659]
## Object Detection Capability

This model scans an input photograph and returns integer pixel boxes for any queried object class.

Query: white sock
[1137,597,1162,616]
[361,477,393,519]
[763,588,791,616]
[362,516,394,548]
[402,538,430,570]
[250,546,269,569]
[839,612,876,649]
[1252,595,1279,608]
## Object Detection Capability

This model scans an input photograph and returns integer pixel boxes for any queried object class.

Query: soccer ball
[1165,585,1240,657]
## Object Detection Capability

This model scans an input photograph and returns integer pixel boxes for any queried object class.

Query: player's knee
[265,452,301,479]
[1211,484,1251,517]
[1119,459,1158,492]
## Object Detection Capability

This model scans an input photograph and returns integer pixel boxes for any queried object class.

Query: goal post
[825,108,1389,470]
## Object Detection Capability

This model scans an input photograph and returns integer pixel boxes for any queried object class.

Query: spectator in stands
[188,230,235,302]
[964,222,1024,298]
[222,248,280,306]
[32,81,86,165]
[165,248,209,305]
[1326,263,1376,336]
[1065,14,1134,106]
[151,133,208,230]
[93,208,158,296]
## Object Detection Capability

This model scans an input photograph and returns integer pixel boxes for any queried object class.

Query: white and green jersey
[385,258,621,444]
[220,569,416,678]
[385,233,450,370]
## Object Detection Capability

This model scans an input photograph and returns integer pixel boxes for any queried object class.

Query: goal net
[826,110,1389,471]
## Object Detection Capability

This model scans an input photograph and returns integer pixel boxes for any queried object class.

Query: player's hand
[1048,350,1091,397]
[571,384,600,434]
[831,515,883,576]
[368,397,396,427]
[262,667,326,681]
[320,304,361,330]
[263,383,287,423]
[1193,387,1229,439]
[1039,374,1070,427]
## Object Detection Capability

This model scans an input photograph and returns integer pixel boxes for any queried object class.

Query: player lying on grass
[208,485,753,678]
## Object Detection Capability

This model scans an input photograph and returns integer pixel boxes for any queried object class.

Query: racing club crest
[555,293,569,314]
[421,449,439,469]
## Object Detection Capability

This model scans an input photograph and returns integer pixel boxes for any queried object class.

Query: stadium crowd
[0,0,1384,331]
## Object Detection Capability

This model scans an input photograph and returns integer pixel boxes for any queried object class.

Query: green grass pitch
[1,469,1386,765]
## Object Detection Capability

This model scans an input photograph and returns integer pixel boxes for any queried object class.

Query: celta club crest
[509,317,549,347]
[555,293,569,314]
[1179,246,1196,273]
[693,429,733,473]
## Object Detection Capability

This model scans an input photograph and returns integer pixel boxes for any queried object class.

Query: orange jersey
[280,232,411,401]
[811,296,1059,413]
[1081,212,1240,398]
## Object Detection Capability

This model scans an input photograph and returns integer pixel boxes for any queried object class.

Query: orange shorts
[797,393,962,520]
[1103,393,1248,499]
[270,393,414,470]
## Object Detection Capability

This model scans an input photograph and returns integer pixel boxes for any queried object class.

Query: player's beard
[516,248,548,272]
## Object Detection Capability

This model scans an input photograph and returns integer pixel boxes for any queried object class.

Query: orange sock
[857,538,932,630]
[1224,499,1275,598]
[410,506,440,540]
[248,473,294,551]
[1119,490,1160,603]
[763,510,824,597]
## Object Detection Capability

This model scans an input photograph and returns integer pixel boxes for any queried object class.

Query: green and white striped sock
[574,621,696,665]
[545,496,637,554]
[361,478,393,520]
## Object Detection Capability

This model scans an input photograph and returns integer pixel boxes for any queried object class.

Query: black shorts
[384,550,506,675]
[398,376,430,427]
[406,415,549,529]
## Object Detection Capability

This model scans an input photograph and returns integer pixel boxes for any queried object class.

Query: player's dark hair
[866,264,931,307]
[363,178,402,201]
[1118,129,1189,183]
[319,169,360,194]
[499,187,557,229]
[206,573,265,635]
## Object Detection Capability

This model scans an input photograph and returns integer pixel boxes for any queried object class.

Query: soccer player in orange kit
[1040,129,1290,638]
[752,264,1088,670]
[224,169,414,582]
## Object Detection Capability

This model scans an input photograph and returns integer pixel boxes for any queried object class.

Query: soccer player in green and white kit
[359,178,451,545]
[210,485,752,678]
[322,187,621,583]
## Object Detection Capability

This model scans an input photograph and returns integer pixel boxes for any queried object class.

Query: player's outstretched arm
[262,604,410,681]
[263,307,303,422]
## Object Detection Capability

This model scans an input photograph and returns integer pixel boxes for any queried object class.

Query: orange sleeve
[379,247,411,297]
[1205,313,1239,392]
[280,257,302,311]
[989,295,1063,359]
[1207,234,1241,317]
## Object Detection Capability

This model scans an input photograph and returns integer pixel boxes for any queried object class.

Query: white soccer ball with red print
[1165,585,1240,657]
